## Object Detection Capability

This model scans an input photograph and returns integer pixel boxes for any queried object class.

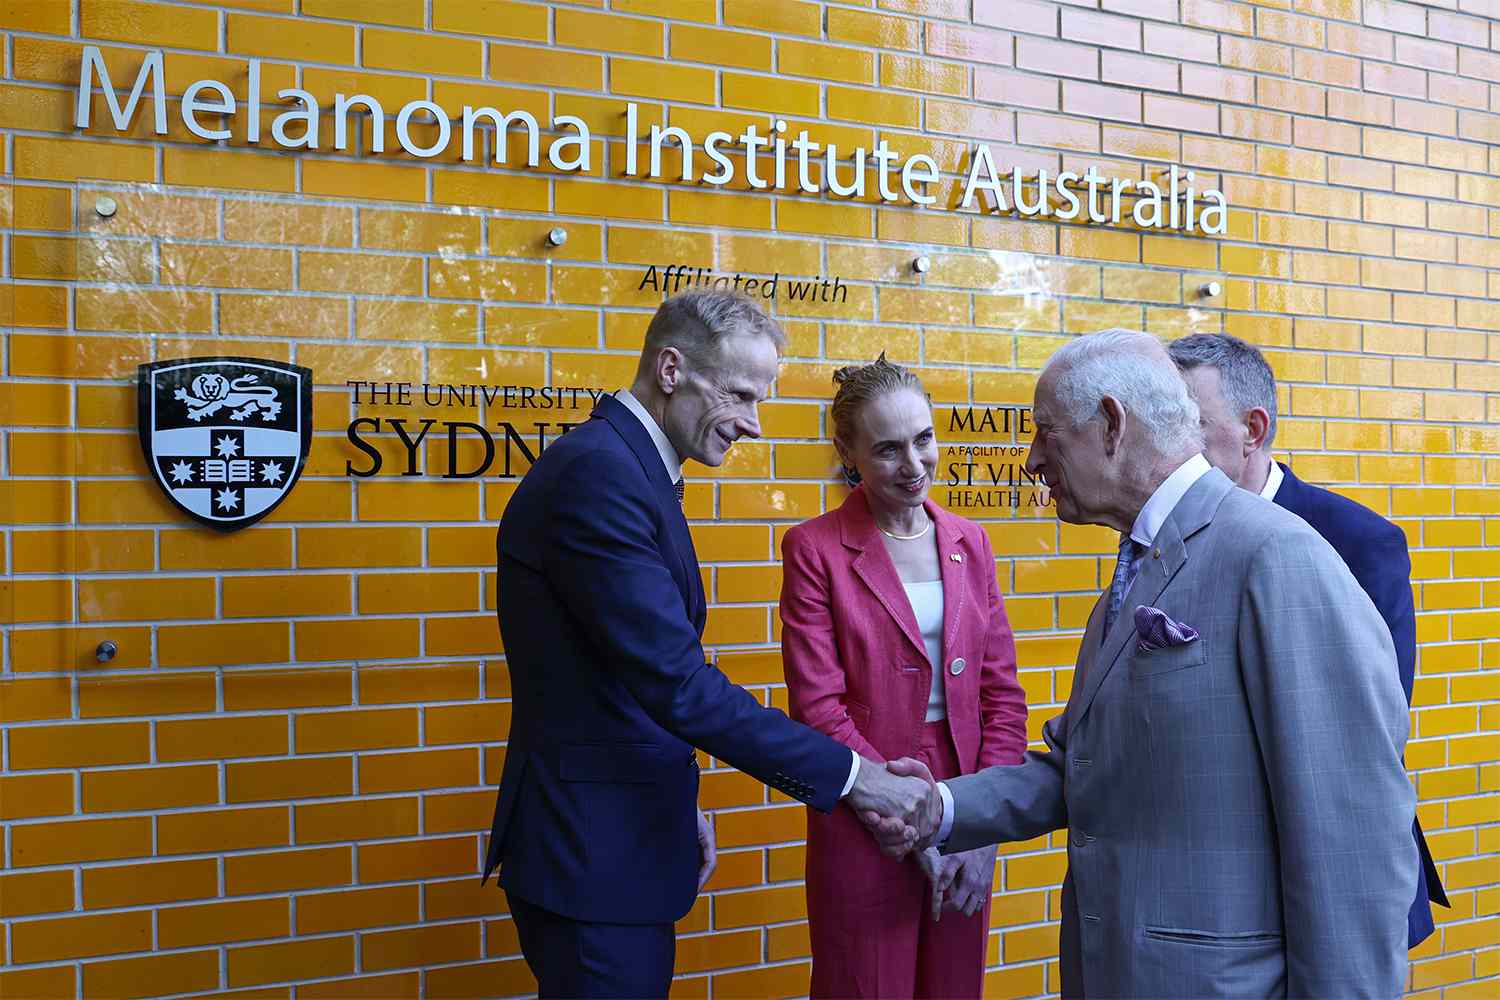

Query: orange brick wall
[2,1,1498,997]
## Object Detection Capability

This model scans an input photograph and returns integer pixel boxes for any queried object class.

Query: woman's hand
[914,847,963,921]
[695,808,717,892]
[945,844,998,918]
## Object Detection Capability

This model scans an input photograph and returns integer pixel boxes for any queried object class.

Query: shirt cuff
[839,750,860,798]
[935,781,955,847]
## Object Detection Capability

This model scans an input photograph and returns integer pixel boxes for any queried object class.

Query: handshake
[847,755,945,858]
[847,756,995,920]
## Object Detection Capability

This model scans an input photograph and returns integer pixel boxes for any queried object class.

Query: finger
[881,829,916,858]
[930,883,944,922]
[885,757,934,782]
[879,836,913,859]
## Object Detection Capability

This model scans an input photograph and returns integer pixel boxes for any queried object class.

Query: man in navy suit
[1169,332,1449,948]
[485,290,932,997]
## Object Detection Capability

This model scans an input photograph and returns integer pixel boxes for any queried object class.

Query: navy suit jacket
[1272,462,1449,947]
[484,395,851,925]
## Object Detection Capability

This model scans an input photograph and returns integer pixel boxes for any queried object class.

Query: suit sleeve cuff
[839,750,860,798]
[936,781,955,847]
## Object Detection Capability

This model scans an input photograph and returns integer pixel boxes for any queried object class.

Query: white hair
[1044,329,1203,456]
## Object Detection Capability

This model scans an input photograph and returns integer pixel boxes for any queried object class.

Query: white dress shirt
[614,389,863,799]
[1258,460,1284,502]
[615,389,681,477]
[934,454,1214,846]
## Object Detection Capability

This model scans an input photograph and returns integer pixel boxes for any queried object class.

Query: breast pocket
[1130,638,1208,676]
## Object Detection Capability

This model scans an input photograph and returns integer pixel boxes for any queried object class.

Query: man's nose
[1024,439,1043,475]
[737,405,762,439]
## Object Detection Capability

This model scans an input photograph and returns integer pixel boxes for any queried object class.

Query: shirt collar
[1129,453,1213,548]
[1258,460,1284,501]
[615,388,681,481]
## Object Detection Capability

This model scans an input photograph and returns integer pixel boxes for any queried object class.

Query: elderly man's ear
[1100,395,1127,457]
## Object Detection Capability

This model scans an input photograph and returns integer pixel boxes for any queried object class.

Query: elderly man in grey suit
[864,329,1415,998]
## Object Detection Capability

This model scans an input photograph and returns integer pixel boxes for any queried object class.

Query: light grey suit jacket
[945,468,1415,998]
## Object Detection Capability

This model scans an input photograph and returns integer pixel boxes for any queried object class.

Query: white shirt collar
[1129,454,1213,548]
[1258,460,1284,501]
[615,388,682,481]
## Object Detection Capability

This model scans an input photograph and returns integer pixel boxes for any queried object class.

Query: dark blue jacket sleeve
[1339,515,1417,703]
[540,446,851,811]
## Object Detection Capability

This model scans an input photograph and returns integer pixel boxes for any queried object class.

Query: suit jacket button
[949,657,966,676]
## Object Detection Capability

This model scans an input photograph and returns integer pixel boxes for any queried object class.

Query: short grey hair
[1167,333,1278,447]
[1044,329,1202,456]
[638,289,786,376]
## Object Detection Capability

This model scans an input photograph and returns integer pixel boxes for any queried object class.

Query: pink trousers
[805,721,991,999]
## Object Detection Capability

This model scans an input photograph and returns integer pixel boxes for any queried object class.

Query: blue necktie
[1104,533,1144,635]
[673,477,685,505]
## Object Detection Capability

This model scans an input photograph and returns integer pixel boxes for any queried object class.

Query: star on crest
[168,460,195,484]
[214,488,240,511]
[214,436,240,458]
[259,461,285,484]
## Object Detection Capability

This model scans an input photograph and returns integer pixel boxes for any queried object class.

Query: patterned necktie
[673,477,685,505]
[1103,533,1144,635]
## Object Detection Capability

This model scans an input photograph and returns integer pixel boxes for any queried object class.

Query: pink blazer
[779,487,1028,773]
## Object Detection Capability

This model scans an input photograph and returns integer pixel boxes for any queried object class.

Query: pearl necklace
[878,516,933,541]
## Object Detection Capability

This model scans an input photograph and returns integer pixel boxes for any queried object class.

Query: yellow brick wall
[2,1,1498,997]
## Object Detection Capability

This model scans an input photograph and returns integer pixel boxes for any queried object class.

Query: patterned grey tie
[1104,533,1144,635]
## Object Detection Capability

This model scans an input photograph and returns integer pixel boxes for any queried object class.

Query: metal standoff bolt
[546,227,569,247]
[96,640,118,663]
[94,196,118,219]
[912,255,931,274]
[1199,281,1222,298]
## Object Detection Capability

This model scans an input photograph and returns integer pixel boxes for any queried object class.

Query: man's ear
[1100,395,1127,456]
[655,347,684,396]
[1244,406,1272,454]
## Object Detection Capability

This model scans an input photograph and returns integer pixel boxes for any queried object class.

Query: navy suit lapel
[594,396,704,630]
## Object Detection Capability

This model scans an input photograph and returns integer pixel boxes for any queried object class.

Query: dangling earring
[841,464,862,487]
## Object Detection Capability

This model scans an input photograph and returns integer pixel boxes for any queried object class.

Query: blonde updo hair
[830,353,928,486]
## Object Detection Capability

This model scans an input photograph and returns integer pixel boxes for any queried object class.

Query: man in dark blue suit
[1170,332,1449,949]
[485,290,931,997]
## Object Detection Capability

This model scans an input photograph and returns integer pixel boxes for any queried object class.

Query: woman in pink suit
[780,357,1029,998]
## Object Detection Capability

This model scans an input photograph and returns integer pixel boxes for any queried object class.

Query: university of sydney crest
[137,357,312,532]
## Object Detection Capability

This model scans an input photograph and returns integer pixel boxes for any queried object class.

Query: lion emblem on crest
[175,372,283,422]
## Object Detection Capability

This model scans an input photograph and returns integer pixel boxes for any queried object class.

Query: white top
[614,389,864,798]
[902,580,947,722]
[1258,460,1284,501]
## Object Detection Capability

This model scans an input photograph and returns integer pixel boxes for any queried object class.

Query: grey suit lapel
[1070,468,1234,723]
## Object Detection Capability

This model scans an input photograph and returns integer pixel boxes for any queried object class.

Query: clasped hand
[915,844,996,921]
[845,755,943,858]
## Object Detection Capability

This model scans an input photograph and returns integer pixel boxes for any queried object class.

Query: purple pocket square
[1135,605,1200,652]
